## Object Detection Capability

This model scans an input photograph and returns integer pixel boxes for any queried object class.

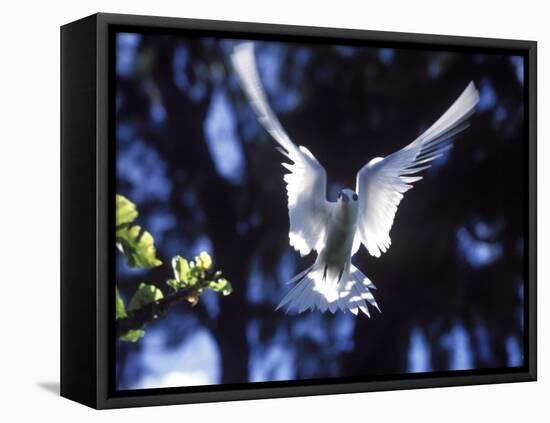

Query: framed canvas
[60,13,537,409]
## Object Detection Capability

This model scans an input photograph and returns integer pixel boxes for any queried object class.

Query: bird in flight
[231,43,480,316]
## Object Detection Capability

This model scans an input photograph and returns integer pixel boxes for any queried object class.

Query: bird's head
[337,189,360,221]
[337,188,359,204]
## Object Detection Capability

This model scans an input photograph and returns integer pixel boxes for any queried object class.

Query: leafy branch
[116,195,162,268]
[115,194,232,342]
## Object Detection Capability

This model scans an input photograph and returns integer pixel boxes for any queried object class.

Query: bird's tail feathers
[275,260,380,316]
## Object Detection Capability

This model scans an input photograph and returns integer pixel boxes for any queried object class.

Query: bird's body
[275,190,378,315]
[322,191,358,272]
[231,43,480,316]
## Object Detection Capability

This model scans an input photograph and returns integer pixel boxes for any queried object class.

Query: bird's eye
[352,193,358,201]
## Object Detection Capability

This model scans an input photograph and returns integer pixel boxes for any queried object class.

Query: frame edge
[60,14,100,409]
[88,12,537,409]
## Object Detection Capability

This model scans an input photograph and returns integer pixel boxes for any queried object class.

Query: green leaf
[128,283,164,312]
[115,194,162,268]
[120,329,145,342]
[174,256,200,286]
[115,286,127,320]
[116,194,138,227]
[169,252,231,296]
[166,278,179,292]
[116,224,162,268]
[206,278,233,296]
[196,251,212,271]
[188,264,202,287]
[171,256,190,285]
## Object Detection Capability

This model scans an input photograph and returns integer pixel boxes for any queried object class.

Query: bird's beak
[341,193,349,203]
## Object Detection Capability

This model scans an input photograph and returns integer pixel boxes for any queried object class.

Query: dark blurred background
[115,32,525,390]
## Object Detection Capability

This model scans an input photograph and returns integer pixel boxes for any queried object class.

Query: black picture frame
[60,12,537,409]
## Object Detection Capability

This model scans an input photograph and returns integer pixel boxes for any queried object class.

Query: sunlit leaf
[116,224,162,268]
[171,255,202,287]
[196,251,212,271]
[120,329,145,342]
[187,263,201,286]
[206,278,233,296]
[166,278,179,292]
[115,194,162,268]
[115,286,127,320]
[128,282,164,312]
[116,194,138,227]
[171,255,190,285]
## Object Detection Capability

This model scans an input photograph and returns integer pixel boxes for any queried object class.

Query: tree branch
[116,288,196,337]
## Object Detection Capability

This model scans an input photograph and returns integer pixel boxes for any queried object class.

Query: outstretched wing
[355,82,480,257]
[231,43,333,256]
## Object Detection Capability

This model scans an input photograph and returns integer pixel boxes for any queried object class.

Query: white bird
[231,43,480,316]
